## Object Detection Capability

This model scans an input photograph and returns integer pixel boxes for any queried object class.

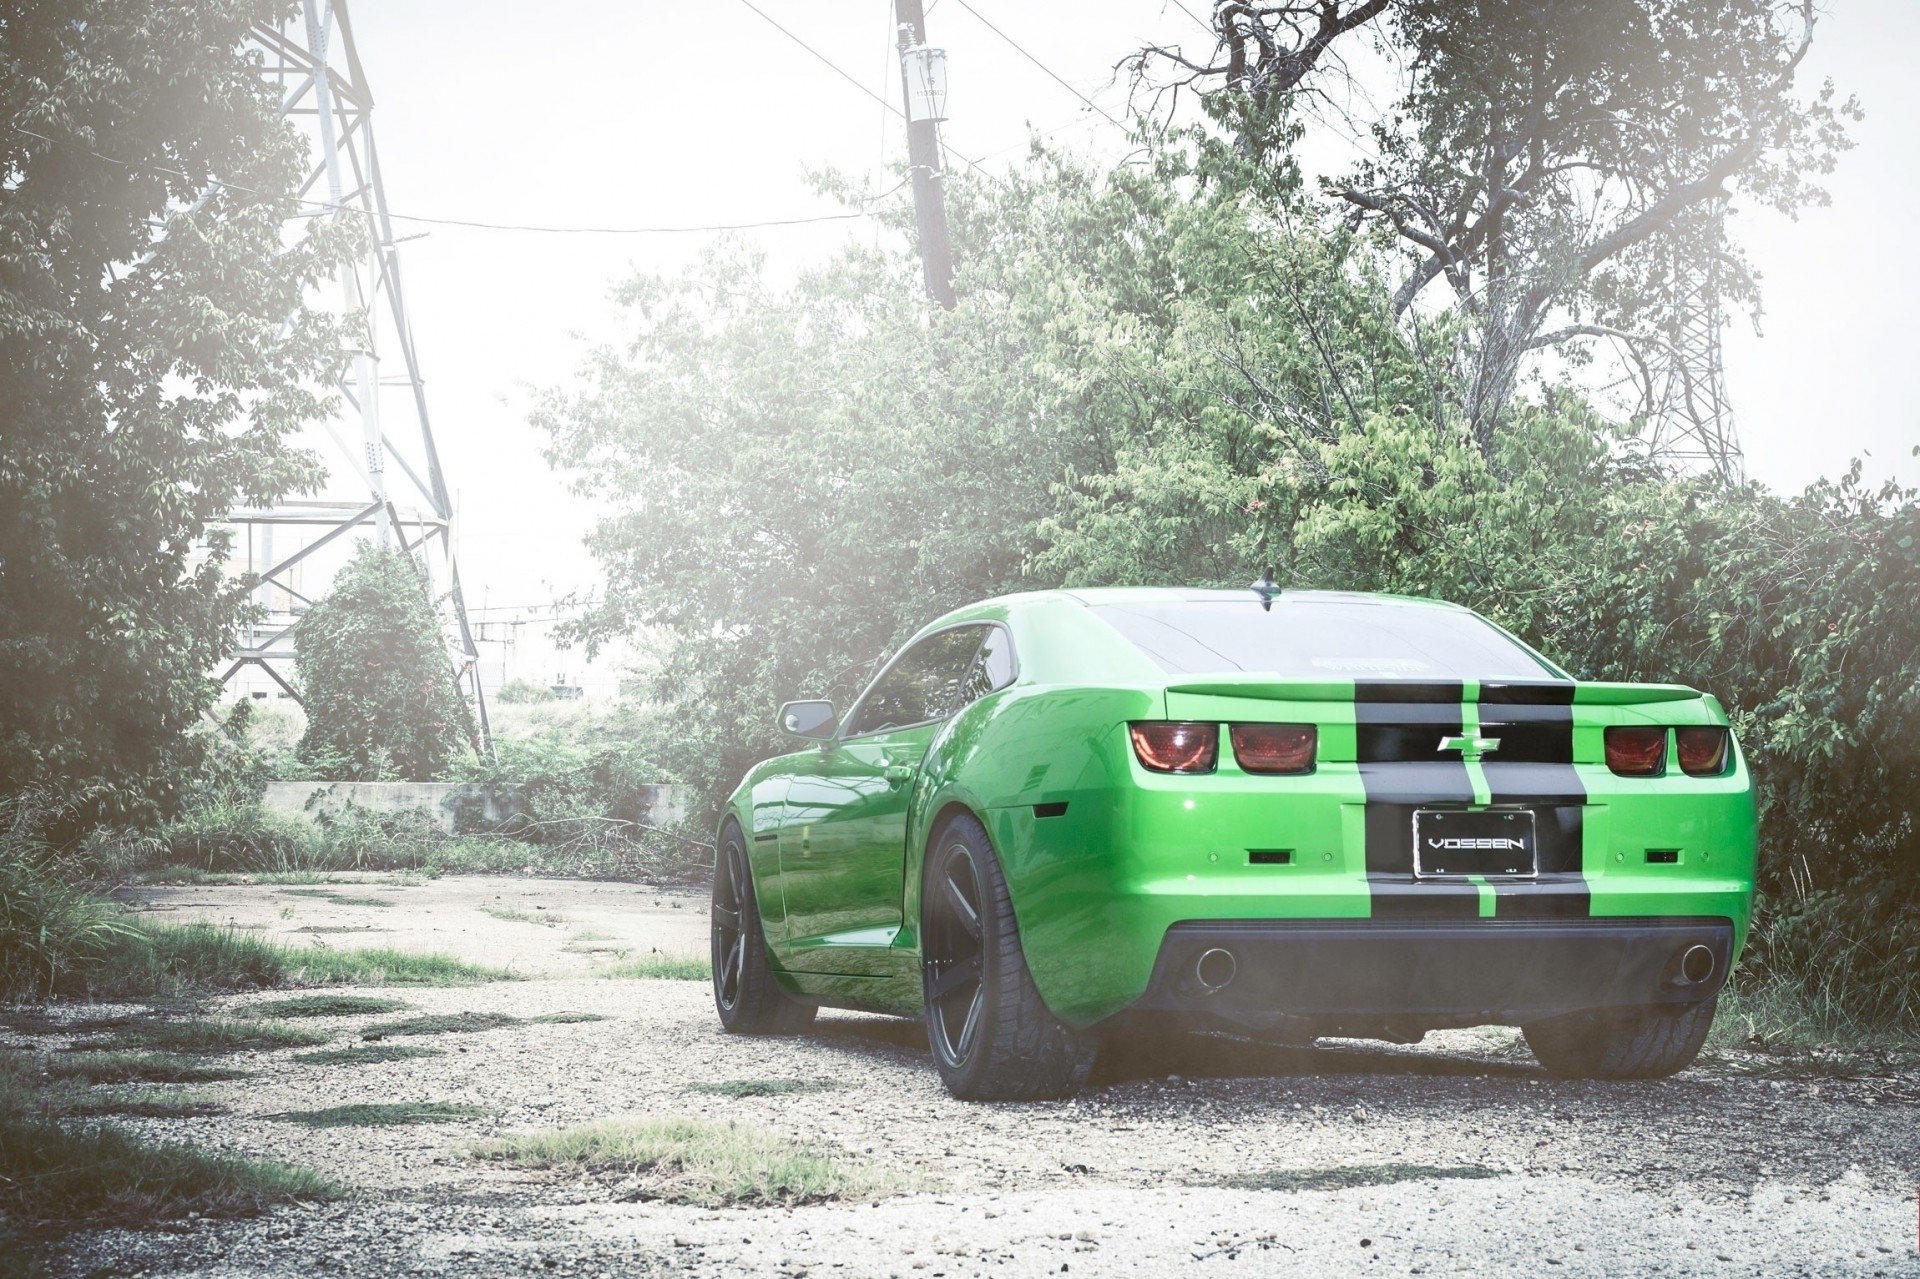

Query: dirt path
[18,876,1920,1277]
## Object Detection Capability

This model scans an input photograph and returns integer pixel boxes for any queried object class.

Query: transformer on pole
[221,0,491,752]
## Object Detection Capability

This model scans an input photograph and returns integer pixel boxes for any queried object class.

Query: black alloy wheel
[924,838,988,1068]
[710,822,815,1035]
[920,813,1095,1100]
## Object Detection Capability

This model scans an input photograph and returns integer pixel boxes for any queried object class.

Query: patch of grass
[469,1116,895,1207]
[527,1011,612,1024]
[40,1053,250,1085]
[291,1044,444,1067]
[279,888,395,907]
[279,946,516,987]
[481,905,569,927]
[361,1011,520,1038]
[0,1116,337,1224]
[1217,1164,1502,1193]
[270,1101,489,1128]
[240,995,412,1019]
[1711,976,1920,1056]
[73,1018,330,1056]
[61,1090,228,1120]
[691,1079,838,1099]
[570,929,616,942]
[597,952,709,981]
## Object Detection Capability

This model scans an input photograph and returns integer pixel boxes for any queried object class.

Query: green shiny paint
[721,588,1758,1028]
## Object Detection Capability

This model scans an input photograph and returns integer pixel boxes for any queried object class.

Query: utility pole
[895,0,955,309]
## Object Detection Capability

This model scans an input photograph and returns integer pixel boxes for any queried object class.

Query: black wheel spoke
[711,903,740,927]
[954,986,985,1059]
[942,870,981,941]
[926,953,981,1002]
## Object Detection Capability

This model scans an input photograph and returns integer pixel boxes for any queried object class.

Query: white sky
[321,0,1917,623]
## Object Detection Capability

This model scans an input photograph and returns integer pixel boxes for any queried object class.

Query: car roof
[1051,587,1464,611]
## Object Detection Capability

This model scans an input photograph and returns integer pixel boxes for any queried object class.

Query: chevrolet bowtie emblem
[1438,734,1502,761]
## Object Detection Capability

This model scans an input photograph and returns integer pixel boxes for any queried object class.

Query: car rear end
[999,591,1757,1040]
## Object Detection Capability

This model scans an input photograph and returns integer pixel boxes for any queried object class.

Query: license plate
[1412,809,1538,877]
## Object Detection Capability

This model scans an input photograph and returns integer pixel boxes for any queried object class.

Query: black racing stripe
[1480,682,1588,920]
[1356,682,1477,920]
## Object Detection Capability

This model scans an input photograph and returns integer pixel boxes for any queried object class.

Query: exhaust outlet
[1194,947,1237,994]
[1679,944,1716,985]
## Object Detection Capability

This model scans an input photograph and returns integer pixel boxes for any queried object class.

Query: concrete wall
[260,780,689,834]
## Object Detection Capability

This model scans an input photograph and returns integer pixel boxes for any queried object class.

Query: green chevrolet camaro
[710,587,1756,1100]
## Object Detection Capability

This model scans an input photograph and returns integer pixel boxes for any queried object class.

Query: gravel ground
[11,875,1919,1277]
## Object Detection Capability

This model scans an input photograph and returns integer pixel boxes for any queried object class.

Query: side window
[846,626,987,736]
[955,625,1015,710]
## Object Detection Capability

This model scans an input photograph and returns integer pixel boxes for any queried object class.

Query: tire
[711,820,816,1035]
[1523,996,1717,1080]
[920,813,1095,1100]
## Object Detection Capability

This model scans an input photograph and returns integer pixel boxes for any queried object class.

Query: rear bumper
[1119,916,1733,1036]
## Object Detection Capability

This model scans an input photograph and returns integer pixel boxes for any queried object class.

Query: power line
[11,125,897,235]
[947,0,1127,131]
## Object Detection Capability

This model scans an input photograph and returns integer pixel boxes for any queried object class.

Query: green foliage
[156,802,321,873]
[269,1101,488,1129]
[294,543,472,781]
[469,1116,898,1207]
[0,1115,337,1224]
[70,1018,330,1056]
[0,0,353,832]
[360,1011,519,1038]
[597,952,709,981]
[0,816,136,1001]
[290,1043,444,1067]
[496,678,557,704]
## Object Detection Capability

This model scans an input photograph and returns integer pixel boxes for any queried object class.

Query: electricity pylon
[1641,202,1745,485]
[220,0,490,751]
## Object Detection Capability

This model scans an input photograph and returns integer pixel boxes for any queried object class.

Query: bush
[155,801,320,873]
[0,833,135,1002]
[294,544,473,781]
[495,678,556,705]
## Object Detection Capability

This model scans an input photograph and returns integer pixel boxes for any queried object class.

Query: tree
[294,544,470,782]
[0,0,350,830]
[1134,0,1857,447]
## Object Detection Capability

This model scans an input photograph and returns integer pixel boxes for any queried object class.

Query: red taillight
[1230,724,1317,775]
[1676,727,1729,777]
[1130,722,1218,773]
[1604,726,1667,777]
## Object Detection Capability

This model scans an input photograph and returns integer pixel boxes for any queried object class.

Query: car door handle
[884,764,916,786]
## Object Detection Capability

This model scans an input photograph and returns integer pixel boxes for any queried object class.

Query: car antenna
[1250,566,1282,612]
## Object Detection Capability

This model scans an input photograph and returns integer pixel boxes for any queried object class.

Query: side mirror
[779,700,837,740]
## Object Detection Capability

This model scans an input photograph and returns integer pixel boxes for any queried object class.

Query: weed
[61,1090,228,1119]
[691,1079,838,1099]
[291,1044,444,1067]
[1216,1164,1502,1193]
[279,946,516,987]
[0,1116,337,1223]
[322,894,396,908]
[241,995,412,1019]
[72,1018,330,1056]
[270,1101,488,1128]
[570,929,615,942]
[469,1116,894,1207]
[527,1012,611,1024]
[37,1052,249,1085]
[480,905,569,927]
[597,952,709,981]
[361,1011,519,1038]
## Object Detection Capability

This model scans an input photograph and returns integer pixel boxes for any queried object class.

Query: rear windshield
[1091,599,1562,681]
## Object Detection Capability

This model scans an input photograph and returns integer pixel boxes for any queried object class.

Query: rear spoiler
[1165,679,1703,705]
